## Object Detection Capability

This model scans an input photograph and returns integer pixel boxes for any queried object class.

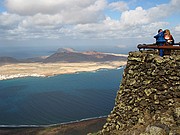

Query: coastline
[0,74,46,81]
[0,115,107,128]
[0,60,125,134]
[0,117,106,135]
[0,61,126,81]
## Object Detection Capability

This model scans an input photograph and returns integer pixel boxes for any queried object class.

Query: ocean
[0,67,124,127]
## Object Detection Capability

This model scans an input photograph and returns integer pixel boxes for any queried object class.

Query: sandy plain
[0,61,127,80]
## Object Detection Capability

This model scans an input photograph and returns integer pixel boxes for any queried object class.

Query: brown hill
[43,50,127,63]
[0,57,19,64]
[0,48,127,64]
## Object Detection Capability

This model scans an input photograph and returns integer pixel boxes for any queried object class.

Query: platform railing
[137,42,180,51]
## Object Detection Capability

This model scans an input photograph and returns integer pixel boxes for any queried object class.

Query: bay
[0,67,124,126]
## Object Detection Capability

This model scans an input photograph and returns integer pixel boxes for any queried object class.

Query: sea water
[0,67,124,127]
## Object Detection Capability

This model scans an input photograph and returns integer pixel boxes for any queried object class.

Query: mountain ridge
[0,56,19,64]
[38,48,127,63]
[0,48,127,64]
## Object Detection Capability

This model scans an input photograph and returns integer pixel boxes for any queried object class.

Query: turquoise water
[0,68,124,127]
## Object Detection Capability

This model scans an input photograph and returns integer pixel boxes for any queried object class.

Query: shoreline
[0,73,46,81]
[0,115,107,128]
[0,61,126,81]
[0,117,106,135]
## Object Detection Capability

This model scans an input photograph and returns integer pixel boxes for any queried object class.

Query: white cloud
[108,1,129,12]
[70,17,127,39]
[1,0,180,41]
[119,0,180,26]
[120,7,149,26]
[174,24,180,38]
[173,24,180,39]
[120,4,172,26]
[170,0,180,11]
[5,0,106,24]
[5,0,95,15]
[0,12,22,27]
[19,14,63,29]
[175,25,180,32]
[1,0,108,40]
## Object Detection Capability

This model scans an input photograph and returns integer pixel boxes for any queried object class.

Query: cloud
[120,0,180,26]
[5,0,106,24]
[116,44,127,48]
[170,0,180,12]
[171,24,180,38]
[108,1,129,12]
[71,17,128,39]
[19,14,63,29]
[175,25,180,32]
[1,0,108,40]
[120,7,149,26]
[1,0,180,41]
[64,17,167,39]
[174,24,180,37]
[120,5,170,26]
[5,0,97,15]
[0,12,22,27]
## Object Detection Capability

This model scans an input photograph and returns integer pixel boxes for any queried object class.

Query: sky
[0,0,180,58]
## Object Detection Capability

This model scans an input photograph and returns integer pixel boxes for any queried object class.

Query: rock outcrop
[99,51,180,135]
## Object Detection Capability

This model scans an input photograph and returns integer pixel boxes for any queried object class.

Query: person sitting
[154,29,166,57]
[164,29,174,45]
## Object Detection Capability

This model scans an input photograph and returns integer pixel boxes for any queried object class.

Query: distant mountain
[0,57,19,64]
[43,49,127,63]
[57,48,76,53]
[24,56,48,63]
[0,48,127,64]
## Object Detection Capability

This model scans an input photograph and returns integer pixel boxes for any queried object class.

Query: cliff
[99,51,180,135]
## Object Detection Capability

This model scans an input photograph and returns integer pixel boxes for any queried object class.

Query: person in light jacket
[164,29,174,55]
[164,29,174,45]
[154,29,166,57]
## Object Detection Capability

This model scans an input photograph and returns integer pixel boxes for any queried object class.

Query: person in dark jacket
[154,29,166,57]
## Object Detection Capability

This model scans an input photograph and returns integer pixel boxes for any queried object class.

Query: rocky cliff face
[99,51,180,135]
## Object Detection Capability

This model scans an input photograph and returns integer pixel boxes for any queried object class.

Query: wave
[117,65,126,70]
[0,115,107,128]
[117,66,123,70]
[75,68,111,74]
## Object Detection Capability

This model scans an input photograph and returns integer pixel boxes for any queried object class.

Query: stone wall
[99,51,180,135]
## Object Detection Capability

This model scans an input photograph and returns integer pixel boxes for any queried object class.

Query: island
[0,48,127,80]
